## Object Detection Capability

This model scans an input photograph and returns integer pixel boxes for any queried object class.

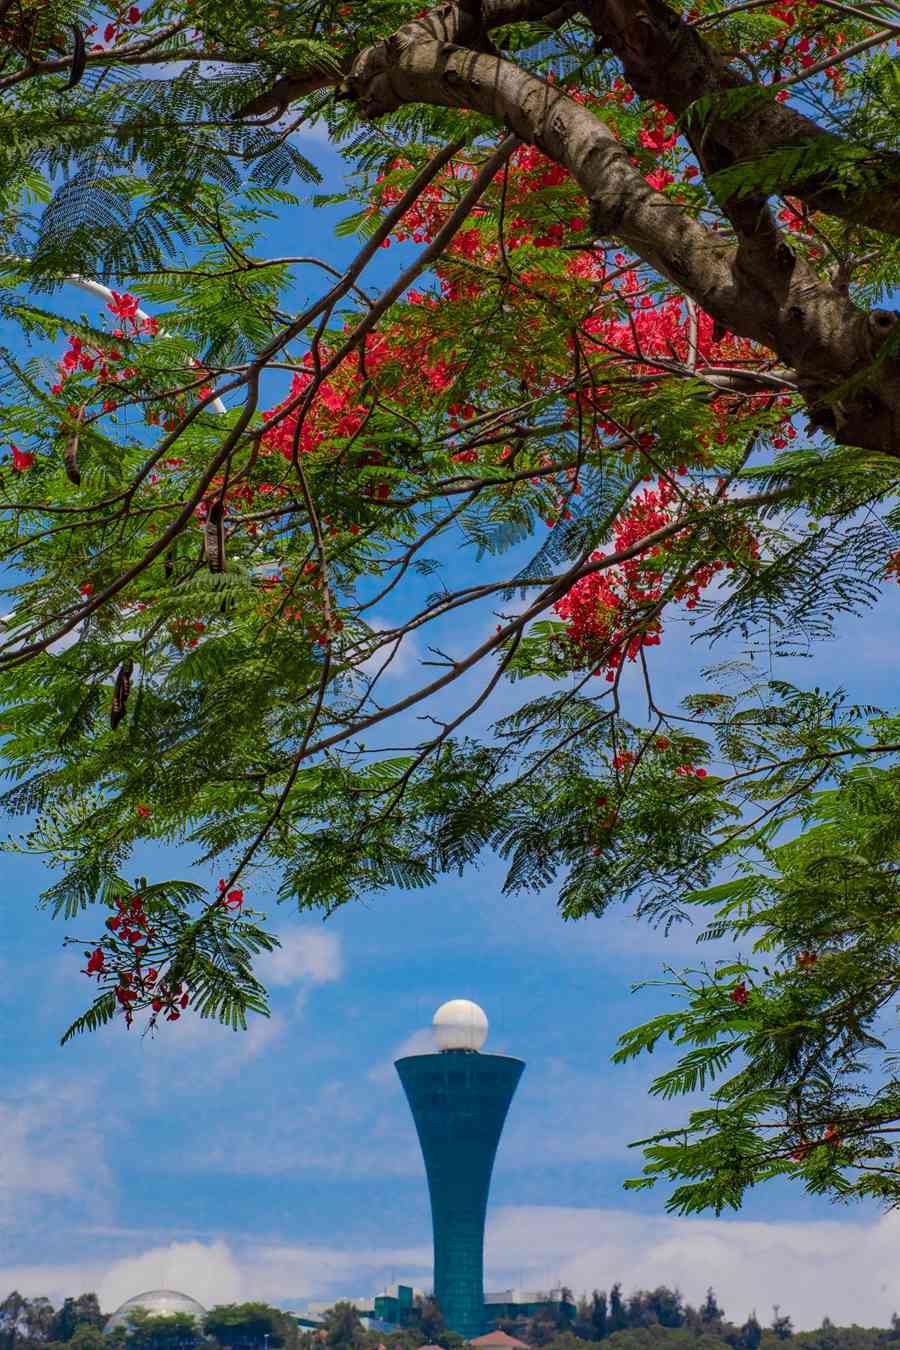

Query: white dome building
[432,998,488,1052]
[105,1291,207,1335]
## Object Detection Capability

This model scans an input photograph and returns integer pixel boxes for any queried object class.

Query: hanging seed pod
[62,428,81,485]
[110,659,133,731]
[164,550,175,582]
[204,499,226,573]
[66,25,87,89]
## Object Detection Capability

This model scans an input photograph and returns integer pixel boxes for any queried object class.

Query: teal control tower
[395,1000,525,1340]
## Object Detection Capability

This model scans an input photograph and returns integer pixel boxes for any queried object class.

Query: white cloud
[136,930,342,1098]
[260,929,343,988]
[0,1241,246,1311]
[485,1205,900,1330]
[368,1027,434,1085]
[97,1241,247,1312]
[357,619,422,681]
[0,1237,431,1314]
[137,1012,288,1099]
[0,1077,115,1228]
[8,1210,900,1328]
[0,1101,80,1201]
[499,1058,688,1169]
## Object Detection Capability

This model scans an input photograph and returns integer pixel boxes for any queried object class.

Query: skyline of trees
[2,1285,898,1350]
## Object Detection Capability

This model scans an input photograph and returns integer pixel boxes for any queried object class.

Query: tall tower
[395,1000,525,1341]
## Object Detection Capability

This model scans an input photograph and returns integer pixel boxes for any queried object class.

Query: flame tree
[0,0,899,1206]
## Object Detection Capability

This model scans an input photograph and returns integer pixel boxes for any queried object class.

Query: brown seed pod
[110,659,133,730]
[204,499,226,573]
[66,24,87,90]
[62,427,81,485]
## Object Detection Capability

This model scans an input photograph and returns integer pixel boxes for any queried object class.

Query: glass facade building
[395,1050,525,1341]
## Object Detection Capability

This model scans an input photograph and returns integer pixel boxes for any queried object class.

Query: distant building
[304,1286,427,1335]
[295,1282,576,1342]
[484,1290,577,1325]
[292,1001,567,1343]
[105,1291,206,1346]
[396,1000,525,1339]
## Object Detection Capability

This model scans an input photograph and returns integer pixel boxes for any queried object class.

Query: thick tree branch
[585,0,900,237]
[345,25,900,455]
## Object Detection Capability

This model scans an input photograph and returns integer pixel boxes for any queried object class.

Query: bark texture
[346,13,900,455]
[243,0,900,456]
[586,0,900,237]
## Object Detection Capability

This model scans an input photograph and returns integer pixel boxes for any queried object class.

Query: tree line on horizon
[6,1287,900,1350]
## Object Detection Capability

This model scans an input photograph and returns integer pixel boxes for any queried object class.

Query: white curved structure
[433,998,488,1052]
[105,1290,207,1333]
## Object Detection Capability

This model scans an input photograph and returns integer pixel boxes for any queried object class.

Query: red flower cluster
[217,879,244,911]
[637,109,678,153]
[262,363,369,460]
[52,331,140,412]
[80,892,196,1029]
[96,6,142,49]
[730,983,749,1005]
[106,893,154,948]
[554,476,746,679]
[151,982,190,1021]
[80,894,159,1028]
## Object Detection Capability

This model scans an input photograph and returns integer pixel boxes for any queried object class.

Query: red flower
[221,888,244,911]
[85,947,106,974]
[797,950,818,969]
[136,803,151,818]
[127,5,141,19]
[646,168,675,192]
[103,22,117,41]
[11,444,34,472]
[79,582,94,597]
[107,291,140,322]
[730,983,748,1005]
[638,125,678,152]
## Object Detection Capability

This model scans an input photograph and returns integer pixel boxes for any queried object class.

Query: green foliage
[0,0,897,1235]
[203,1304,298,1350]
[114,1310,200,1350]
[615,752,900,1211]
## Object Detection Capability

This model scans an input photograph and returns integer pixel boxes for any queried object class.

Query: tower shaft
[396,1051,524,1340]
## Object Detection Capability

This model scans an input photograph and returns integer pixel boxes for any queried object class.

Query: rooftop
[468,1332,530,1349]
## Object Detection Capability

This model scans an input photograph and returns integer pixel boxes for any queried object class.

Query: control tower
[395,1000,525,1340]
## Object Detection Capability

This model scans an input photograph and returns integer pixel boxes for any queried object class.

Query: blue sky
[3,127,900,1333]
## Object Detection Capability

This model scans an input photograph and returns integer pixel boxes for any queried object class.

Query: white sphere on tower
[433,998,488,1052]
